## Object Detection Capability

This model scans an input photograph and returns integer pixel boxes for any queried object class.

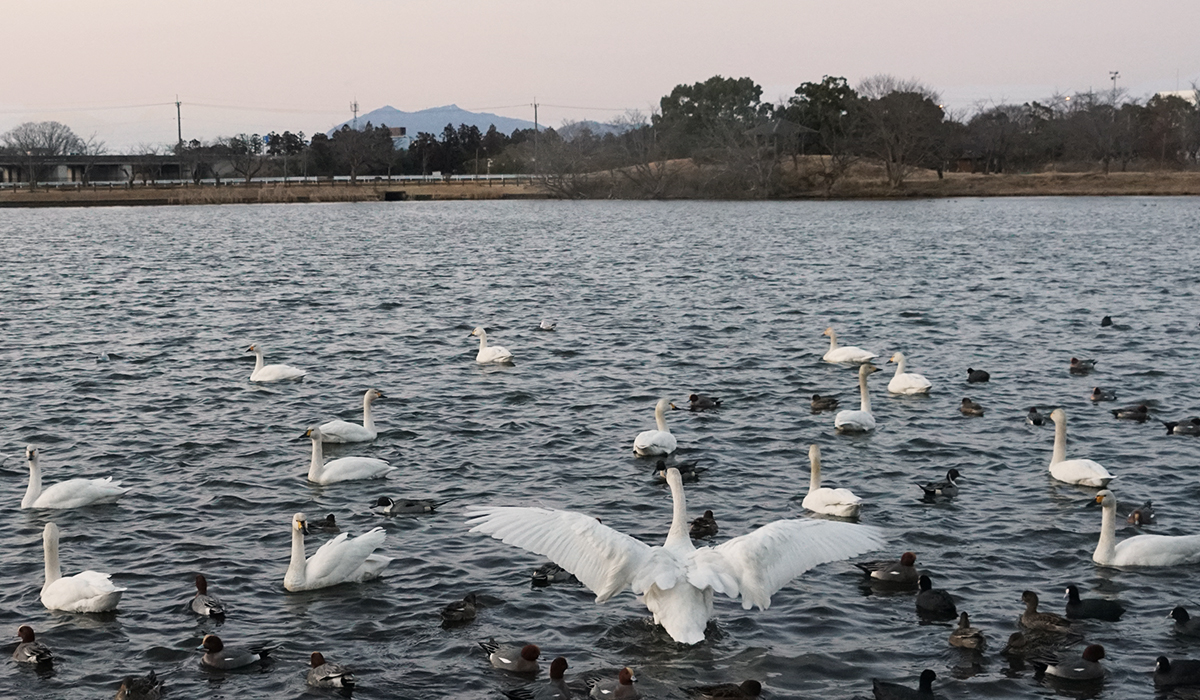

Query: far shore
[2,170,1199,208]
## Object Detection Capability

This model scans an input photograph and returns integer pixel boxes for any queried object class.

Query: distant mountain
[557,120,632,140]
[327,104,536,137]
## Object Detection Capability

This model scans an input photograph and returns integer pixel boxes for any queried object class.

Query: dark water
[1,198,1198,699]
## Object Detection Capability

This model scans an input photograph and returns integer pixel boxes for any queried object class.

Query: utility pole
[175,96,183,153]
[1109,71,1120,105]
[351,100,359,129]
[532,98,539,175]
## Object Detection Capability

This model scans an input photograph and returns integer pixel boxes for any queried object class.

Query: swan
[633,398,678,456]
[470,327,514,364]
[834,364,879,433]
[822,327,877,364]
[319,389,384,443]
[886,353,931,395]
[303,426,394,484]
[284,512,392,591]
[468,467,884,645]
[1091,490,1200,566]
[802,444,863,518]
[246,344,305,382]
[21,445,127,509]
[1047,409,1114,487]
[41,522,125,612]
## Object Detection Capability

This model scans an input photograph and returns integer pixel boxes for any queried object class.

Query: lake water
[1,197,1198,699]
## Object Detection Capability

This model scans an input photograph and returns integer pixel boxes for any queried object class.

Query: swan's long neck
[476,332,488,353]
[22,454,42,508]
[858,368,872,412]
[286,524,307,587]
[827,332,839,352]
[43,530,61,589]
[1052,418,1067,464]
[664,472,693,550]
[308,437,324,481]
[809,452,822,494]
[655,403,669,432]
[253,351,264,373]
[362,392,375,431]
[1094,500,1118,564]
[894,355,908,375]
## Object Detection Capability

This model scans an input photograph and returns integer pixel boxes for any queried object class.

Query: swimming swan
[246,344,306,382]
[802,444,863,518]
[467,467,884,644]
[633,398,678,456]
[284,512,392,591]
[1091,490,1200,567]
[470,327,514,364]
[1048,409,1114,487]
[41,522,125,612]
[822,328,877,364]
[835,364,879,433]
[886,353,932,395]
[304,427,394,484]
[21,446,127,510]
[319,389,384,443]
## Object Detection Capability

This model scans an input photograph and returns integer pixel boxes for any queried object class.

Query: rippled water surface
[1,198,1199,699]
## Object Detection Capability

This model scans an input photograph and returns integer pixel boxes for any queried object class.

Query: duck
[886,353,932,395]
[1091,387,1117,402]
[310,514,340,532]
[468,467,884,644]
[1047,409,1114,487]
[21,445,127,510]
[1026,407,1046,426]
[916,575,957,620]
[303,426,394,484]
[822,327,877,364]
[441,592,477,624]
[1091,489,1200,566]
[538,320,557,331]
[1165,417,1200,435]
[1069,357,1096,375]
[966,367,989,383]
[652,459,705,482]
[1031,644,1106,681]
[284,512,392,591]
[307,652,355,689]
[687,393,721,411]
[318,389,384,442]
[1127,501,1154,526]
[115,671,163,700]
[197,634,270,670]
[834,364,879,433]
[588,667,638,699]
[855,552,919,587]
[633,398,678,456]
[1001,629,1084,659]
[1111,403,1149,422]
[802,444,863,518]
[683,679,762,699]
[531,562,579,587]
[916,469,961,499]
[502,657,571,700]
[13,626,52,665]
[1019,590,1072,633]
[1063,584,1125,621]
[810,394,840,412]
[872,669,936,700]
[689,510,719,539]
[470,327,514,364]
[1100,315,1113,327]
[480,641,540,673]
[371,495,453,515]
[41,522,125,612]
[959,398,984,416]
[190,574,225,617]
[245,344,305,382]
[1171,606,1200,637]
[1155,656,1200,688]
[949,612,986,650]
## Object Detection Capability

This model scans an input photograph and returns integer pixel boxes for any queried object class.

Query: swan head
[822,327,835,338]
[310,652,326,668]
[666,467,683,490]
[292,512,309,534]
[43,522,59,543]
[25,445,37,464]
[654,397,672,414]
[520,644,540,662]
[303,426,325,442]
[888,352,904,364]
[246,344,261,354]
[17,626,35,643]
[368,389,384,402]
[859,364,880,378]
[1050,408,1066,424]
[199,634,224,653]
[1093,489,1116,509]
[808,444,821,462]
[469,327,486,338]
[549,657,568,679]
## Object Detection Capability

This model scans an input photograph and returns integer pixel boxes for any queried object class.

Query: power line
[0,101,175,114]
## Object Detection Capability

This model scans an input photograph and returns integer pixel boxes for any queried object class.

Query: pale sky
[3,0,1198,151]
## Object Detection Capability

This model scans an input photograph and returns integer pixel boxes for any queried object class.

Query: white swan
[1092,490,1200,566]
[468,467,884,645]
[21,446,127,510]
[304,427,394,484]
[802,445,863,518]
[886,352,932,395]
[246,344,305,382]
[822,327,877,364]
[284,512,392,591]
[470,327,514,364]
[835,364,879,433]
[319,389,384,443]
[1048,409,1114,487]
[633,398,677,456]
[41,522,125,612]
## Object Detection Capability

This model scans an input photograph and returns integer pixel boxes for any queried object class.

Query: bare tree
[0,121,84,188]
[222,134,268,183]
[76,134,107,185]
[611,110,680,198]
[856,75,946,187]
